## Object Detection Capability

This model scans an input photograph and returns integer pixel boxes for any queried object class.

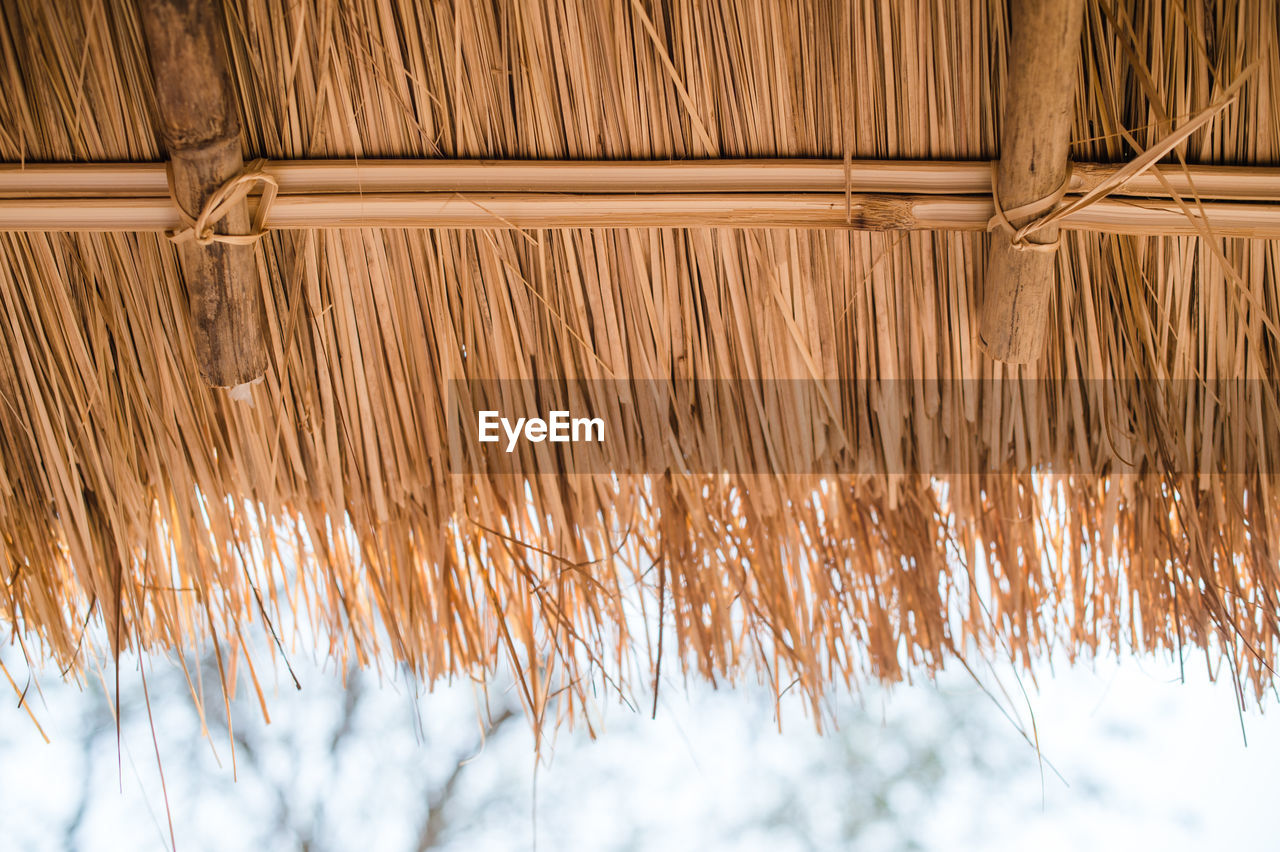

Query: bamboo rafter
[2,159,1279,236]
[979,0,1087,363]
[135,0,267,388]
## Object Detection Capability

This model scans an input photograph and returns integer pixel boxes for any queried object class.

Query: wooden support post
[979,0,1086,363]
[137,0,267,387]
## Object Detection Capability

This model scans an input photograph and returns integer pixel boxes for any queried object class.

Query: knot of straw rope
[987,161,1074,253]
[983,70,1255,254]
[166,158,278,247]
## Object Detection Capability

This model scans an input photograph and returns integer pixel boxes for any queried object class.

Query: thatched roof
[2,0,1279,720]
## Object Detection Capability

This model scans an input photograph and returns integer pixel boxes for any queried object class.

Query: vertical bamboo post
[137,0,267,387]
[979,0,1086,363]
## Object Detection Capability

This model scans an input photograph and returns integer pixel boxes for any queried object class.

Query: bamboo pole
[6,159,1280,201]
[137,0,266,387]
[979,0,1087,363]
[3,191,1279,237]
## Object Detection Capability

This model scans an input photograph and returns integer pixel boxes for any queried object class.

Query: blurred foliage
[0,652,1048,851]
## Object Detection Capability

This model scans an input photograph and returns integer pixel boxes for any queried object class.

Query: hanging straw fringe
[166,157,278,246]
[5,0,1280,729]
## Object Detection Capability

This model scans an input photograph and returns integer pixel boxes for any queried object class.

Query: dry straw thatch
[2,0,1280,724]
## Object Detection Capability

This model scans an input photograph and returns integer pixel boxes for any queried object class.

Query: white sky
[3,647,1278,851]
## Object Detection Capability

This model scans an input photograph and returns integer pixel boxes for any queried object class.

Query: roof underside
[1,0,1280,718]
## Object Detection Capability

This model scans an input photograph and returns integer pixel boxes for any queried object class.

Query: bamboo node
[987,161,1074,252]
[166,158,278,247]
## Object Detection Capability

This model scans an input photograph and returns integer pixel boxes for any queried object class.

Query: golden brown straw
[1,0,1279,728]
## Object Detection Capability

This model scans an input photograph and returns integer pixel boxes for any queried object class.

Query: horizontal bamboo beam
[4,159,1280,201]
[3,192,1280,237]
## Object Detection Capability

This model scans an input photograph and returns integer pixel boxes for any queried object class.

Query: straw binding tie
[166,157,278,247]
[987,160,1074,253]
